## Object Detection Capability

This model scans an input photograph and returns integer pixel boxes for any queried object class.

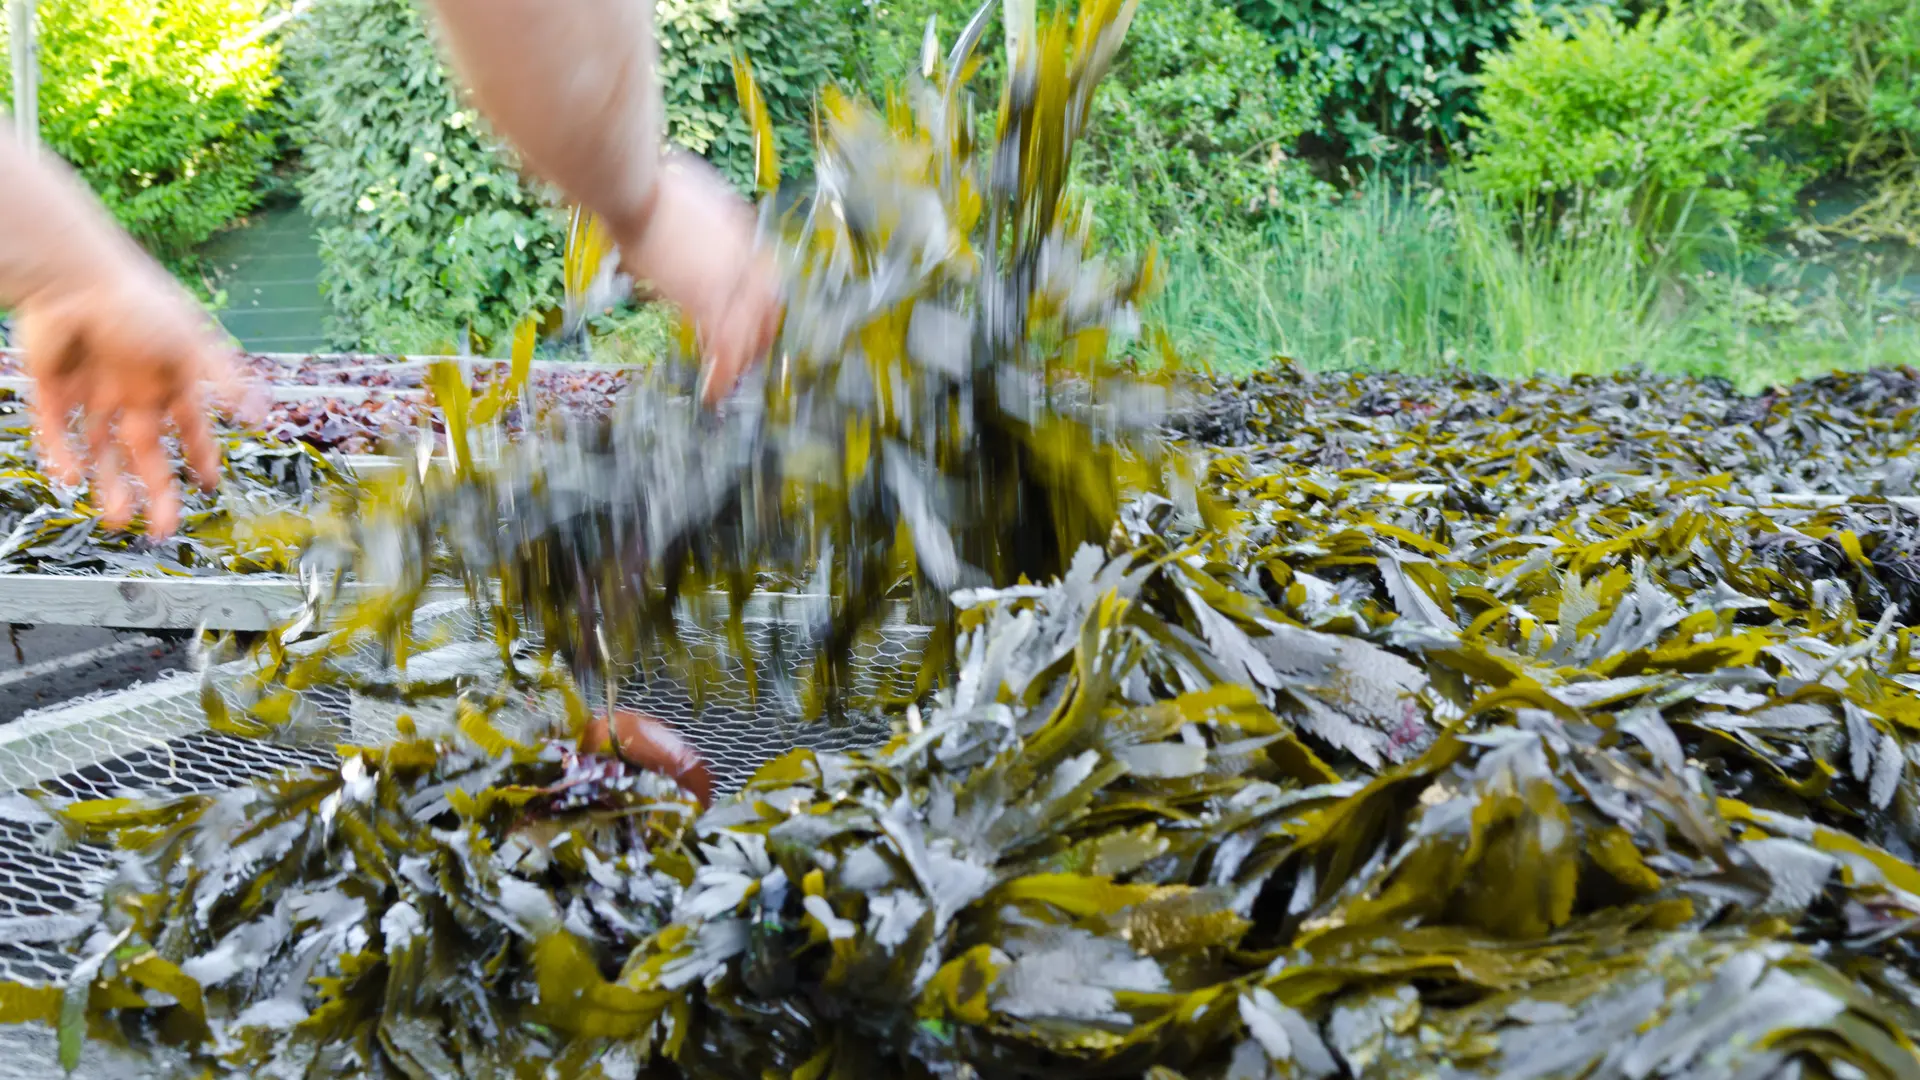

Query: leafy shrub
[286,0,857,352]
[1076,0,1330,246]
[1743,0,1920,240]
[284,0,563,352]
[840,0,1326,243]
[1233,0,1607,161]
[848,0,1005,94]
[0,0,280,266]
[1463,4,1802,241]
[657,0,860,190]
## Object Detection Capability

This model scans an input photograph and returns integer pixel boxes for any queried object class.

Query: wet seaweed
[0,393,338,576]
[6,1,1920,1078]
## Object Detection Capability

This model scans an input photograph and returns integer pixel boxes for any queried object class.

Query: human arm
[0,138,257,536]
[420,0,780,403]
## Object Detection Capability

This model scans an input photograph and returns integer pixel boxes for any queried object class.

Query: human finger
[698,340,745,409]
[580,714,611,754]
[605,709,714,807]
[119,409,182,537]
[699,273,780,408]
[28,376,83,487]
[16,309,87,486]
[84,409,135,530]
[171,393,221,494]
[201,341,266,428]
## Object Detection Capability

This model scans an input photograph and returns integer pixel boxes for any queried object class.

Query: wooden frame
[0,575,469,632]
[0,351,1888,632]
[0,572,877,633]
[0,474,1877,632]
[0,351,610,630]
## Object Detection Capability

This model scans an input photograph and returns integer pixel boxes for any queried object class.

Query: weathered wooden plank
[0,599,476,793]
[0,575,467,631]
[0,570,877,633]
[247,352,644,372]
[0,376,414,404]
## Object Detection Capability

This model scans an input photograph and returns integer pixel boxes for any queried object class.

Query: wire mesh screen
[0,594,927,993]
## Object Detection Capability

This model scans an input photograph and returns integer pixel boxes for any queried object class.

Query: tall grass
[1149,183,1920,390]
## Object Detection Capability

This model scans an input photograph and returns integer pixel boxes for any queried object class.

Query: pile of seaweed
[8,3,1920,1079]
[0,393,339,576]
[22,352,1920,1077]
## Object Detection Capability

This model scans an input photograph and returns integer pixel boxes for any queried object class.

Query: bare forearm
[0,139,133,309]
[422,0,665,239]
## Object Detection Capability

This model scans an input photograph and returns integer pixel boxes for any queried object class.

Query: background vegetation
[1230,0,1610,163]
[1465,4,1800,244]
[1,0,1914,385]
[1075,0,1330,247]
[282,0,564,353]
[1,0,280,271]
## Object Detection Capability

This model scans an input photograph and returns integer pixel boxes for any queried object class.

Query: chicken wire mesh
[0,593,927,990]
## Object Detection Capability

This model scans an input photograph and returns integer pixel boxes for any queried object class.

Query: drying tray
[0,592,928,993]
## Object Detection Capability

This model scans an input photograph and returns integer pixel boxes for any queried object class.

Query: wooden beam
[245,351,644,372]
[0,569,894,633]
[0,575,468,631]
[0,376,419,404]
[0,598,477,794]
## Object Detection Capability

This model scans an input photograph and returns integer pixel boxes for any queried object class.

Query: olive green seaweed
[5,2,1920,1078]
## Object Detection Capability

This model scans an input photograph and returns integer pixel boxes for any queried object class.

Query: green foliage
[1743,0,1920,241]
[849,0,996,91]
[1232,0,1607,161]
[657,0,860,190]
[1076,0,1330,246]
[1148,184,1920,389]
[284,0,563,353]
[1463,4,1802,241]
[284,0,856,352]
[0,0,280,266]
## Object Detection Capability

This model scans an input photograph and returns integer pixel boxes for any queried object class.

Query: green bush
[284,0,563,353]
[1232,0,1607,162]
[847,0,1005,95]
[1743,0,1920,241]
[0,0,280,266]
[1075,0,1329,246]
[286,0,857,352]
[657,0,860,190]
[1463,4,1802,242]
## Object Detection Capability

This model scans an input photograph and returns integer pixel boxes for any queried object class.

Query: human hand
[580,708,715,807]
[16,255,263,537]
[616,151,781,407]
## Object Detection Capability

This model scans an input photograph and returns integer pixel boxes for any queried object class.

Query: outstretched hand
[617,151,782,407]
[17,258,263,537]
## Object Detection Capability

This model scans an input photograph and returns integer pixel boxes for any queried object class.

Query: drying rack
[0,349,1879,631]
[0,347,929,996]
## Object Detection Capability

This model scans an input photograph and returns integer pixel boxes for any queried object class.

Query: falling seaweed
[209,0,1175,734]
